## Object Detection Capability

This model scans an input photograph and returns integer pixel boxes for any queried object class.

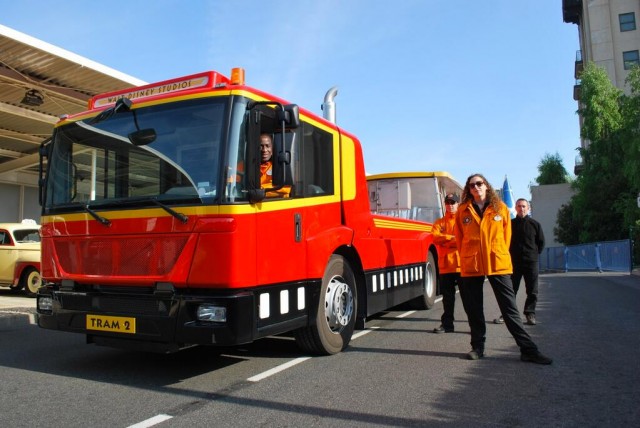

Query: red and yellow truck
[36,68,438,354]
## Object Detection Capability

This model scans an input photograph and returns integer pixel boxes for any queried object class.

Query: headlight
[197,304,226,322]
[38,296,53,313]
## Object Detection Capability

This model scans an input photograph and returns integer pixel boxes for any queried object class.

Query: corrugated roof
[0,24,146,181]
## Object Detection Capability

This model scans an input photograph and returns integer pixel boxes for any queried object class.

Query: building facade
[530,183,575,248]
[564,0,640,166]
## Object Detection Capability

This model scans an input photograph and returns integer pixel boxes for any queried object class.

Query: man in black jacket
[494,198,545,325]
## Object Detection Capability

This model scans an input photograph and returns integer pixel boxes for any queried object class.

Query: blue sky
[3,0,580,201]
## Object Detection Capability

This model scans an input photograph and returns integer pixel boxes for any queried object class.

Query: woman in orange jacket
[454,173,552,364]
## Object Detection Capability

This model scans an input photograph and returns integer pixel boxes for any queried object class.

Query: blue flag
[502,175,516,219]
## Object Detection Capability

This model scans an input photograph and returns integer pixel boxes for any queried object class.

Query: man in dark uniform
[495,198,545,325]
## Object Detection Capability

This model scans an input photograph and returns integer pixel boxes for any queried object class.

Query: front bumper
[36,286,256,353]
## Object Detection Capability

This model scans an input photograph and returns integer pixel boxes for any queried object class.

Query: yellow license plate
[86,315,136,334]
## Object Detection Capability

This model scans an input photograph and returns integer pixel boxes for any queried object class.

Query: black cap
[444,193,459,203]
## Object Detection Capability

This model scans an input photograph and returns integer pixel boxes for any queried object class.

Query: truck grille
[60,293,170,316]
[53,236,188,276]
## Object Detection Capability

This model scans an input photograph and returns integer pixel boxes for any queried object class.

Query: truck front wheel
[295,255,357,355]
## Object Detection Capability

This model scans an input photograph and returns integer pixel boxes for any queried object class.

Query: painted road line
[127,414,173,428]
[247,357,312,382]
[248,326,382,382]
[396,310,417,319]
[352,325,380,339]
[134,318,416,425]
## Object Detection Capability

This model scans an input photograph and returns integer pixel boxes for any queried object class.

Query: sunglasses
[468,180,485,188]
[444,200,457,205]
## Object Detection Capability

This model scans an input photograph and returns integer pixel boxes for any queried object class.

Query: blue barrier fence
[540,239,632,273]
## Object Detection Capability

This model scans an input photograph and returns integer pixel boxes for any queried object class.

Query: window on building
[620,12,636,32]
[623,50,640,70]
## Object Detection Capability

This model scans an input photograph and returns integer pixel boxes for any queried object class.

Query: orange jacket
[260,161,291,198]
[432,213,460,274]
[454,199,512,277]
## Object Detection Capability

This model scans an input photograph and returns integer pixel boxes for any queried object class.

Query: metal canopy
[0,25,146,185]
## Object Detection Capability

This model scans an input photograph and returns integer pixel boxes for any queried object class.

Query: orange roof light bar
[230,67,245,85]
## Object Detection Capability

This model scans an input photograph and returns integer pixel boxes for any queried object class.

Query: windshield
[44,97,236,211]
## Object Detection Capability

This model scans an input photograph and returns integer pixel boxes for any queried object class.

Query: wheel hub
[324,276,354,332]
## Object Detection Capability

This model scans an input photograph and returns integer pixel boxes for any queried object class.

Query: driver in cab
[260,133,291,198]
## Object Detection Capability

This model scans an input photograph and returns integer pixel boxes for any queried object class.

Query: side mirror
[129,129,157,146]
[38,138,51,206]
[272,132,295,188]
[277,104,300,129]
[248,188,266,203]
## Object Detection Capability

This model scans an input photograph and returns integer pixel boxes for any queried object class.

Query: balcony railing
[562,0,582,24]
[573,82,581,101]
[575,50,583,79]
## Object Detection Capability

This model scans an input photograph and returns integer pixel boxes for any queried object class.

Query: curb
[0,309,36,329]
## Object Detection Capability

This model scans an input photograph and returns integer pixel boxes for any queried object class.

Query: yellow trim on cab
[373,217,432,232]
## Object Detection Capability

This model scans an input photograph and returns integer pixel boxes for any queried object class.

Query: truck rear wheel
[20,267,42,297]
[411,250,437,309]
[294,255,357,355]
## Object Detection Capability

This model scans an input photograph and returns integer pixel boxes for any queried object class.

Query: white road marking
[247,357,311,382]
[127,414,173,428]
[396,310,417,318]
[248,326,382,382]
[352,325,380,339]
[132,310,425,425]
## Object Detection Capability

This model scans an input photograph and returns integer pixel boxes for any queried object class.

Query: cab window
[295,122,334,197]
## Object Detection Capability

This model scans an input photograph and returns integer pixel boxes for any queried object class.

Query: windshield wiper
[150,198,188,224]
[84,205,111,227]
[80,197,189,224]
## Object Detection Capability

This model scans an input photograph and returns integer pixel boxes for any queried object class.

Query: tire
[294,255,357,355]
[20,267,42,298]
[410,250,437,309]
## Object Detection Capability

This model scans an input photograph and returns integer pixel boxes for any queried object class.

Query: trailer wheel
[411,250,437,309]
[294,255,357,355]
[20,267,42,297]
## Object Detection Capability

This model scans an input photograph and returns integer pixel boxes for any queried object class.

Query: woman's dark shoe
[521,351,552,365]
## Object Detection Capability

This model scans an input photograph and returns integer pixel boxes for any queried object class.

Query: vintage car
[0,220,42,297]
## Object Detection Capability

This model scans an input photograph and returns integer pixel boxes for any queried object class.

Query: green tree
[536,152,569,185]
[619,66,640,228]
[554,202,580,245]
[555,62,640,249]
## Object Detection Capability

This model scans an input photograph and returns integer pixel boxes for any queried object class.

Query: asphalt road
[0,272,638,427]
